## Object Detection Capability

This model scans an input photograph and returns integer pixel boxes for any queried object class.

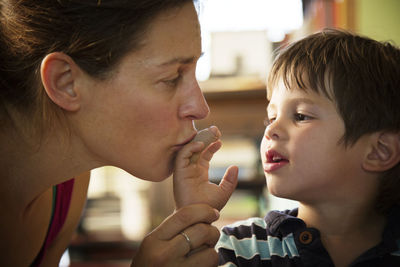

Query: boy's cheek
[259,137,268,162]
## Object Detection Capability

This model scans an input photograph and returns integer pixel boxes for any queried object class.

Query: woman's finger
[152,204,220,240]
[164,222,220,259]
[135,217,220,265]
[132,206,220,266]
[184,246,219,267]
[172,223,220,254]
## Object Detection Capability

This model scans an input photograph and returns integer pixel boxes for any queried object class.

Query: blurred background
[68,0,400,265]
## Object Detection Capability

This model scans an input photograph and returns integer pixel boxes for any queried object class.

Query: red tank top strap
[31,178,75,267]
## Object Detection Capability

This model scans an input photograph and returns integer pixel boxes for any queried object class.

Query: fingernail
[214,209,220,218]
[209,126,220,137]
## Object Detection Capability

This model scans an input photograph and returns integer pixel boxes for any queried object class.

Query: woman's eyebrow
[156,52,204,68]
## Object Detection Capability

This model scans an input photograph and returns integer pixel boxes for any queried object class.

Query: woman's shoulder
[40,172,91,265]
[0,172,91,266]
[0,185,54,266]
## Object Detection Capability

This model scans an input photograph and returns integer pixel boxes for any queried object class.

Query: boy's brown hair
[267,28,400,214]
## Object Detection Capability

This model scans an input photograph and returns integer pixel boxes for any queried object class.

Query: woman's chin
[146,173,171,182]
[125,168,172,182]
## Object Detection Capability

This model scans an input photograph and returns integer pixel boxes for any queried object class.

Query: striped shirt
[217,207,400,267]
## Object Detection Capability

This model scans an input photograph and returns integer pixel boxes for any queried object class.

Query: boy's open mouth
[264,150,289,172]
[266,150,289,163]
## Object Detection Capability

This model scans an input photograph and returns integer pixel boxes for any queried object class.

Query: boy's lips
[263,149,289,172]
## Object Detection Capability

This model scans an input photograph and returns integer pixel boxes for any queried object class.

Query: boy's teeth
[273,156,282,161]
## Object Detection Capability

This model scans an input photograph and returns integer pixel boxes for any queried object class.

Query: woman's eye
[294,113,311,121]
[163,75,181,87]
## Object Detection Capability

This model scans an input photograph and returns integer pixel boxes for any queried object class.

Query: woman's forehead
[134,2,201,65]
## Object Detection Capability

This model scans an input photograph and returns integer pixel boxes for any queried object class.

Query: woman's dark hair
[0,0,193,132]
[267,28,400,213]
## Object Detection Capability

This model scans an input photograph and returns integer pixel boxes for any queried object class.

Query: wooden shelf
[197,84,268,200]
[196,85,267,139]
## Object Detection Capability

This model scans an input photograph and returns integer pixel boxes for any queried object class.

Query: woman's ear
[363,132,400,172]
[40,52,81,111]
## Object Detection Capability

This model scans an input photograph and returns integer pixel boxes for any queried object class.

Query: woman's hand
[131,204,221,267]
[173,127,238,211]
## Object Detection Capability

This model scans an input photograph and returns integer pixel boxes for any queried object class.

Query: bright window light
[200,0,303,36]
[196,0,303,81]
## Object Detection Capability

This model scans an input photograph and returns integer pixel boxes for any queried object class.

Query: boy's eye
[294,113,311,121]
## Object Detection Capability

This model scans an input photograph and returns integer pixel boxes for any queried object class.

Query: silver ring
[180,231,192,250]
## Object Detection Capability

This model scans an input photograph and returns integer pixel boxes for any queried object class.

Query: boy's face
[260,79,374,204]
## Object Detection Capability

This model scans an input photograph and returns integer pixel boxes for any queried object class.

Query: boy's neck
[297,202,386,267]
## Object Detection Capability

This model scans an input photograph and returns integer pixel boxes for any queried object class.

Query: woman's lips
[263,149,289,173]
[172,132,198,151]
[179,132,197,146]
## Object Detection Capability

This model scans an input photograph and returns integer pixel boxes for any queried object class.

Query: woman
[0,0,237,266]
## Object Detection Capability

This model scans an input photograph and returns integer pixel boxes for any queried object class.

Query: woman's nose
[179,80,210,120]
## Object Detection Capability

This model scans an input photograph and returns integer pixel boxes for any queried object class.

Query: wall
[356,0,400,44]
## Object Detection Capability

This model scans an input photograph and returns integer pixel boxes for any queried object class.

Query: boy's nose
[265,123,280,140]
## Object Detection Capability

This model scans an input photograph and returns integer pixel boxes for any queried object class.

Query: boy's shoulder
[216,209,304,261]
[216,206,400,267]
[219,208,304,237]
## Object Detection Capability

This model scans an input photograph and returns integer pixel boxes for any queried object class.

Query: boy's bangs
[267,54,333,101]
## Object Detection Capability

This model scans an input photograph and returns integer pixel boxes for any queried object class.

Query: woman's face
[77,2,208,181]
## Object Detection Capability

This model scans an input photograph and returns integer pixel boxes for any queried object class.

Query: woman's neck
[0,127,98,208]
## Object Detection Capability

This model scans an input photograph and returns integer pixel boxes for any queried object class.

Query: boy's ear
[363,132,400,172]
[40,52,82,111]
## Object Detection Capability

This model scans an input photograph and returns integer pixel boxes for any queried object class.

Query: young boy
[173,29,400,267]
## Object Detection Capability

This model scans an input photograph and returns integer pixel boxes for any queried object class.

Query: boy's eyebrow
[291,97,317,106]
[267,97,317,113]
